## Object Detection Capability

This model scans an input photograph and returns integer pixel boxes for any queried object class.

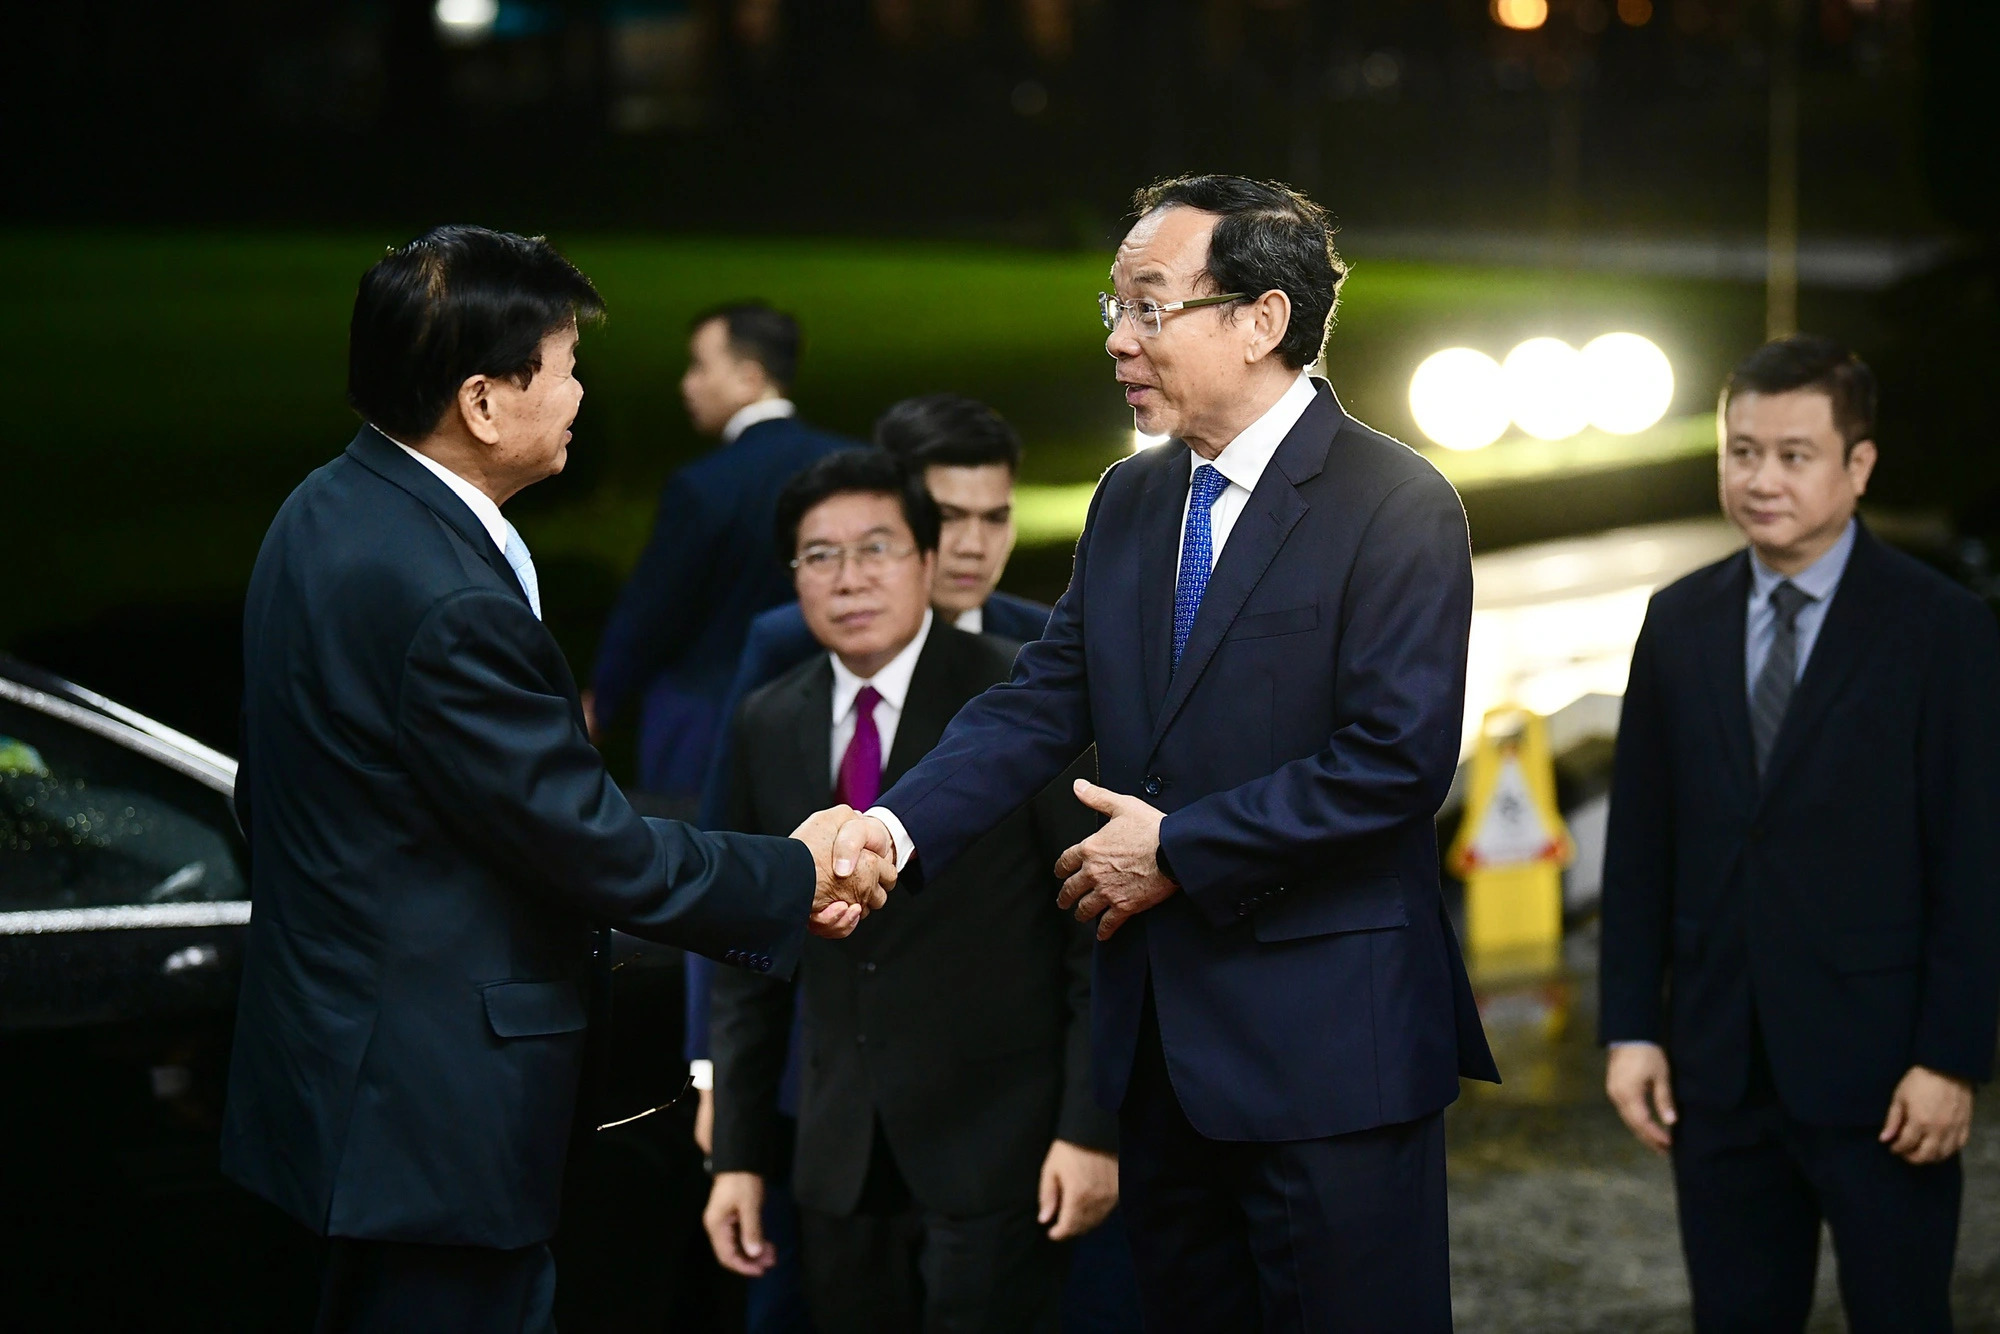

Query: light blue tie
[1173,464,1230,669]
[502,521,543,621]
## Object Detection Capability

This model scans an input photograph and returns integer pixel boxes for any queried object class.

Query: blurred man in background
[586,302,852,809]
[1601,336,2000,1332]
[704,450,1116,1334]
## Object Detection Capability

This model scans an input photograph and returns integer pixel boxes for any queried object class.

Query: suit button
[1142,776,1163,798]
[859,961,878,974]
[1236,904,1250,918]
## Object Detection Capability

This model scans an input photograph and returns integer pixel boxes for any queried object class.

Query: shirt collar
[1201,371,1316,493]
[953,605,983,635]
[721,397,797,444]
[1750,517,1857,605]
[389,437,511,554]
[830,609,934,723]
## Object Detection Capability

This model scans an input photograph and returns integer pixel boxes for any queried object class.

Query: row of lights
[1493,0,1655,30]
[1410,334,1675,452]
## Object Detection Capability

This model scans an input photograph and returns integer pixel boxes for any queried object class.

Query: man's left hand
[1037,1139,1119,1241]
[1055,780,1175,941]
[1880,1065,1975,1165]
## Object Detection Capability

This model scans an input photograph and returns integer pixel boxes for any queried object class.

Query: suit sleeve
[879,481,1106,877]
[708,962,798,1177]
[1912,595,2000,1083]
[591,474,719,727]
[1032,750,1117,1153]
[1597,604,1676,1045]
[396,587,814,977]
[1159,471,1475,927]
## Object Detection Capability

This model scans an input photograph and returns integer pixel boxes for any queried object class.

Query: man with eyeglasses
[832,175,1499,1331]
[703,449,1115,1334]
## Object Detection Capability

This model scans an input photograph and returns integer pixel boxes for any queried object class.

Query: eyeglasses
[790,539,918,581]
[1099,291,1248,337]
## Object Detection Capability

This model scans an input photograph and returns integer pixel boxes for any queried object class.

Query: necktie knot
[854,685,882,721]
[1770,581,1811,631]
[1190,463,1229,510]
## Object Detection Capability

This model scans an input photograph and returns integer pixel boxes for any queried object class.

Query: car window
[0,698,246,913]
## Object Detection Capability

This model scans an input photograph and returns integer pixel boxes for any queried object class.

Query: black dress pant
[799,1121,1062,1334]
[314,1237,557,1334]
[1672,1042,1961,1333]
[1117,990,1452,1334]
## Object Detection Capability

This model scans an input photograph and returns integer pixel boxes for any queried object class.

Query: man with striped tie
[223,227,893,1333]
[703,448,1114,1334]
[832,176,1499,1331]
[1601,335,2000,1331]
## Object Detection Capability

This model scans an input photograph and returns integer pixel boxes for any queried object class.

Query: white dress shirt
[830,610,933,788]
[870,374,1319,872]
[393,440,511,554]
[721,397,797,444]
[954,606,984,634]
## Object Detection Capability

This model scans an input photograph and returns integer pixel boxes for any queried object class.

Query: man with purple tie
[704,450,1115,1334]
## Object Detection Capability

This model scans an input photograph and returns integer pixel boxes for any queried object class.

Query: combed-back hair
[691,301,802,393]
[1720,334,1878,455]
[1130,174,1347,370]
[873,394,1024,473]
[775,448,941,563]
[348,225,604,441]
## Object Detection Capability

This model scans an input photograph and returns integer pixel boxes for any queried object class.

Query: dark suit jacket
[591,415,853,791]
[222,426,813,1250]
[710,622,1113,1217]
[1599,524,2000,1122]
[683,590,1053,1067]
[878,381,1499,1144]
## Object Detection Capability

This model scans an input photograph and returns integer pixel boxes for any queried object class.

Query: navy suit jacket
[879,381,1499,1142]
[591,416,853,792]
[222,426,814,1249]
[684,589,1052,1070]
[1600,525,2000,1122]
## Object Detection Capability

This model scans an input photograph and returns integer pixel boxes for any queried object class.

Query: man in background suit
[223,228,892,1333]
[835,175,1499,1331]
[1601,335,2000,1331]
[586,302,852,807]
[704,450,1118,1333]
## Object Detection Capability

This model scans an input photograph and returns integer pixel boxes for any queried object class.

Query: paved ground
[1446,936,2000,1331]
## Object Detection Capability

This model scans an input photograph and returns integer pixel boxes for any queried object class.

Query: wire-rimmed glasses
[1099,290,1248,337]
[789,539,918,582]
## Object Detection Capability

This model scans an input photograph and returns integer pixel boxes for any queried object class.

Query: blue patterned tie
[502,521,543,621]
[1173,464,1231,669]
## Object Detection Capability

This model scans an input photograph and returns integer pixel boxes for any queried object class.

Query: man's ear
[1244,290,1292,364]
[1848,438,1878,496]
[456,373,502,445]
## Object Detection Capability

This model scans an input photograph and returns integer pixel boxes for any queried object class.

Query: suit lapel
[883,627,963,789]
[1755,527,1885,800]
[1145,384,1337,755]
[344,425,528,612]
[786,659,837,812]
[1693,553,1759,803]
[1135,453,1189,724]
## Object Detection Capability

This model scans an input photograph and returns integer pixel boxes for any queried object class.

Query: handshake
[789,807,899,939]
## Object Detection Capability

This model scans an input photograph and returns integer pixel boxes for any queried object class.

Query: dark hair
[774,449,941,563]
[1129,174,1347,370]
[1720,334,1878,454]
[691,302,801,393]
[348,225,604,440]
[873,394,1023,473]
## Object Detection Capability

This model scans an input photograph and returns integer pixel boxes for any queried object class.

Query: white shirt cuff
[1606,1041,1661,1050]
[688,1058,714,1091]
[865,806,915,872]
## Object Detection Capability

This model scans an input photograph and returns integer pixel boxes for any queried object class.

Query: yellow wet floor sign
[1448,706,1572,978]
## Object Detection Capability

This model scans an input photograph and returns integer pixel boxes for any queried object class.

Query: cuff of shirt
[865,806,915,872]
[688,1058,714,1091]
[1606,1041,1662,1051]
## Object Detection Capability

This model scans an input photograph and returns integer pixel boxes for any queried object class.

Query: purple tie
[836,685,883,809]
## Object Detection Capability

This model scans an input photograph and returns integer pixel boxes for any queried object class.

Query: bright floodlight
[436,0,498,38]
[1132,429,1171,452]
[1491,0,1550,30]
[1503,337,1590,441]
[1409,348,1509,452]
[1579,333,1674,435]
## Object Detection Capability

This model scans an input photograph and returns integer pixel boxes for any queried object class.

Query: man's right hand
[790,805,896,939]
[703,1171,774,1277]
[1606,1041,1678,1153]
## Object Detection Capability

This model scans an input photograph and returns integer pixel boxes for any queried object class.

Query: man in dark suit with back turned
[222,228,894,1334]
[704,450,1117,1333]
[1600,336,2000,1332]
[832,175,1499,1332]
[585,302,852,806]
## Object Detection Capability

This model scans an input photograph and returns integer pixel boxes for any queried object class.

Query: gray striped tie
[1750,581,1811,777]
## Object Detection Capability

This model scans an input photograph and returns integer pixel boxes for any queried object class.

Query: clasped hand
[790,805,897,939]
